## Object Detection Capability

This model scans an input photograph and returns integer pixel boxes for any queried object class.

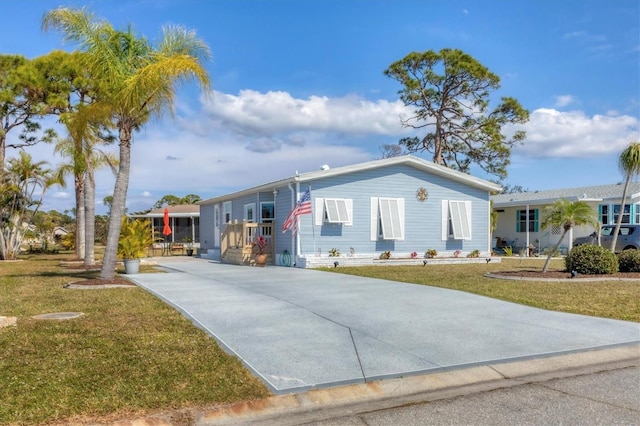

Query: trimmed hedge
[617,249,640,272]
[566,244,618,275]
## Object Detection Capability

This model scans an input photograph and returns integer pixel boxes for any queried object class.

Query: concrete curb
[109,343,640,426]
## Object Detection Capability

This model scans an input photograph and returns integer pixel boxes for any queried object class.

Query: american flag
[281,187,312,235]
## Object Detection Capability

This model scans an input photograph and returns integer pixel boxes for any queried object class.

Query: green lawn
[1,254,638,424]
[320,257,640,322]
[0,254,269,425]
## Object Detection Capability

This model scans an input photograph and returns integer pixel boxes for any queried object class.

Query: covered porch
[221,221,274,266]
[130,204,200,255]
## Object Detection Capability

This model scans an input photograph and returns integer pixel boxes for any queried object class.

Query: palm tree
[540,199,600,273]
[54,130,117,264]
[0,152,61,260]
[43,8,211,279]
[610,141,640,252]
[180,194,202,204]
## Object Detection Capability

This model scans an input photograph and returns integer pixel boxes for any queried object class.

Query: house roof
[130,204,200,218]
[199,155,501,205]
[491,182,640,208]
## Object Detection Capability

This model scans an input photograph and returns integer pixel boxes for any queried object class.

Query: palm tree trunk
[99,126,131,280]
[610,174,630,252]
[84,170,96,266]
[542,229,568,273]
[75,174,86,259]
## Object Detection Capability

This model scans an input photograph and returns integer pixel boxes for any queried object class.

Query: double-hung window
[244,203,255,222]
[613,204,631,224]
[442,200,472,240]
[260,202,274,223]
[314,198,353,225]
[223,201,232,224]
[599,205,609,225]
[516,209,539,232]
[370,197,404,240]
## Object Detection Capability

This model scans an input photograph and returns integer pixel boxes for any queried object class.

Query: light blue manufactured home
[198,155,501,267]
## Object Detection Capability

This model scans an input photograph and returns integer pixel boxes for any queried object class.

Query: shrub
[328,248,341,257]
[379,250,391,259]
[565,244,618,275]
[426,249,437,258]
[467,249,480,258]
[60,231,75,250]
[617,249,640,272]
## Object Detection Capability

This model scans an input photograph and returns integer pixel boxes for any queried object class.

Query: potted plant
[252,236,269,267]
[118,218,154,274]
[183,236,194,256]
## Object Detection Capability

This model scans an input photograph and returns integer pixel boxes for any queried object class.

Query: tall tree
[610,141,640,252]
[540,199,599,273]
[45,50,116,263]
[0,55,57,173]
[180,194,201,205]
[0,152,60,259]
[54,129,117,263]
[378,143,407,159]
[153,194,182,209]
[43,7,211,279]
[384,48,529,180]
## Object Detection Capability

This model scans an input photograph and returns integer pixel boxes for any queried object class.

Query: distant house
[131,204,200,245]
[199,155,501,267]
[52,226,69,240]
[491,182,640,255]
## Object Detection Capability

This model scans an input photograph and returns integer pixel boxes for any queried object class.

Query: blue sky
[1,0,638,214]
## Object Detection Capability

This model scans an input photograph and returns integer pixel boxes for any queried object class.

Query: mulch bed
[68,278,135,287]
[59,260,136,287]
[495,270,640,280]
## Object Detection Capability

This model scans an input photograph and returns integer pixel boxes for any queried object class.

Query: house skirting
[296,254,499,268]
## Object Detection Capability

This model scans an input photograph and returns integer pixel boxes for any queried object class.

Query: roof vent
[320,164,330,171]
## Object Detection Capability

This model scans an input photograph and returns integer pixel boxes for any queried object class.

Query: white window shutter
[441,200,448,241]
[345,199,353,226]
[314,198,324,226]
[464,200,472,240]
[397,198,405,240]
[370,197,378,241]
[378,198,404,240]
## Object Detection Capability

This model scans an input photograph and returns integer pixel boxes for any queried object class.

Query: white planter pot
[123,259,140,274]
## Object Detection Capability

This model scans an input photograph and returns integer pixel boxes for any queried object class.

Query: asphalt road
[305,365,640,425]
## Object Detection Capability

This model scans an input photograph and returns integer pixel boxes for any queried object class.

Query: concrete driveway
[128,258,640,394]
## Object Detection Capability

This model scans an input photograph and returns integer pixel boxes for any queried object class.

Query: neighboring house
[199,155,501,267]
[130,204,200,245]
[491,182,640,255]
[52,226,69,240]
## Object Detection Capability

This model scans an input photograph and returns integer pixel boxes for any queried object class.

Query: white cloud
[554,95,574,107]
[515,108,639,158]
[51,191,71,200]
[198,89,410,138]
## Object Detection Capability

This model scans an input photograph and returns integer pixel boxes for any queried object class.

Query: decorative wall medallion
[416,187,428,202]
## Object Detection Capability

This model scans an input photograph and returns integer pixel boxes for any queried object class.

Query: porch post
[526,204,530,257]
